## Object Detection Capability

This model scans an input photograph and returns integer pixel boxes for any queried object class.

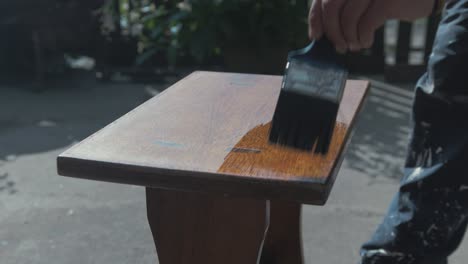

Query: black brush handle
[283,37,348,104]
[289,38,346,66]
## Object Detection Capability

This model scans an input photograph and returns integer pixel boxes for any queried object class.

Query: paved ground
[0,72,466,264]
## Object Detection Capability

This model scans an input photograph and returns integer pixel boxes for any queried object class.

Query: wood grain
[146,188,268,264]
[218,122,347,180]
[57,71,369,204]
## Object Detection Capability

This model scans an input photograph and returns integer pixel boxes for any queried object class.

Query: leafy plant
[136,0,310,67]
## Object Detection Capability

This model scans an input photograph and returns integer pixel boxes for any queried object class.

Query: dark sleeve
[416,0,468,105]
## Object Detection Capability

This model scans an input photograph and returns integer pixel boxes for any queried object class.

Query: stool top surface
[58,71,369,205]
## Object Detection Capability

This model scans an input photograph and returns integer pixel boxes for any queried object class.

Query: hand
[308,0,435,53]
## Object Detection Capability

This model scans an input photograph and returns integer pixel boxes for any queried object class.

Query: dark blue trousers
[360,1,468,263]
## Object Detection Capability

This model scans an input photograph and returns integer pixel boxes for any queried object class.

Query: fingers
[321,0,347,53]
[341,0,371,51]
[308,0,323,40]
[358,0,387,49]
[309,0,387,52]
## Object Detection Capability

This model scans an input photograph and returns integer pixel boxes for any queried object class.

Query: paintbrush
[269,38,348,154]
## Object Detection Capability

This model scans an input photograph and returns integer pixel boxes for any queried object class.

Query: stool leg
[260,201,303,264]
[146,188,269,264]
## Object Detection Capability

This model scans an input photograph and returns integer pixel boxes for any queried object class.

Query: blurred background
[1,1,466,264]
[0,0,439,85]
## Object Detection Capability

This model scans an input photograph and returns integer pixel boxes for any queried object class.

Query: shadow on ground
[0,73,146,159]
[0,71,173,194]
[345,78,414,180]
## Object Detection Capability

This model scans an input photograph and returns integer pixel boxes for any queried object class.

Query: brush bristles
[269,90,338,154]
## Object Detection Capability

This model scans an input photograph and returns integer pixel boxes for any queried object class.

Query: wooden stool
[58,71,369,264]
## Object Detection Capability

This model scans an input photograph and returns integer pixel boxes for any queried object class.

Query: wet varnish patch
[218,122,347,182]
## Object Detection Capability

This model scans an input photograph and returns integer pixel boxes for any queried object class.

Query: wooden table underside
[57,72,369,264]
[146,189,303,264]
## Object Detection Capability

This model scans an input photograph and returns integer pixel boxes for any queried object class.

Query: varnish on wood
[58,71,369,205]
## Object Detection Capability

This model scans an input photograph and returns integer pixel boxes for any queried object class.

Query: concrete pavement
[0,72,466,263]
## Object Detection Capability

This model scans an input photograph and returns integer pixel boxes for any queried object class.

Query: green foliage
[136,0,310,67]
